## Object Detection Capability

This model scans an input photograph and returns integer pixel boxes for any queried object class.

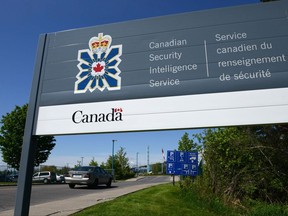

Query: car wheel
[93,179,98,187]
[106,178,112,188]
[69,184,75,189]
[43,179,48,184]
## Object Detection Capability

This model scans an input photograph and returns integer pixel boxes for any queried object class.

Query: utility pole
[136,152,139,176]
[147,146,150,174]
[112,139,117,181]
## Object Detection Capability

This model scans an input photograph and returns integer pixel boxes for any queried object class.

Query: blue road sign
[166,150,198,176]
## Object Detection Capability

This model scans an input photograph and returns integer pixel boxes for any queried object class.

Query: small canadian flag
[114,108,123,112]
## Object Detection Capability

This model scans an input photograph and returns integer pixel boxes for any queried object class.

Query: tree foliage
[200,125,288,204]
[178,132,200,151]
[89,157,98,166]
[0,104,56,170]
[152,162,165,174]
[38,165,69,175]
[105,146,134,180]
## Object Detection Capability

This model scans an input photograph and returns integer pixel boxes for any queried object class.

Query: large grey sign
[14,2,288,215]
[38,1,287,107]
[33,1,288,136]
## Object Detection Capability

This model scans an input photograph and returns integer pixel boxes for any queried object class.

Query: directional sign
[166,151,198,176]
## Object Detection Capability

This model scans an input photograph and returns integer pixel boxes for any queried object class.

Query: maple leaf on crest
[93,63,104,72]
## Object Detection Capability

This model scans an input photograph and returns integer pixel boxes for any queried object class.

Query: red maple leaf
[93,63,104,72]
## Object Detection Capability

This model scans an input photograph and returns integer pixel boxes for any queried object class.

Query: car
[7,174,18,182]
[32,171,57,184]
[56,174,65,183]
[65,166,113,189]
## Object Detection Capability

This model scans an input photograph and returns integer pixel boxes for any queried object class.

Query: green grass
[246,201,288,216]
[72,184,242,216]
[0,182,17,186]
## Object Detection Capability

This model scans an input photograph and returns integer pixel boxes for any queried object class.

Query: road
[0,175,171,216]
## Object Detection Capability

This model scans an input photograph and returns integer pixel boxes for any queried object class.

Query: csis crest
[75,33,122,94]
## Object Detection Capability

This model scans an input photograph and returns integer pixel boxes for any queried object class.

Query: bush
[247,201,288,216]
[178,177,244,216]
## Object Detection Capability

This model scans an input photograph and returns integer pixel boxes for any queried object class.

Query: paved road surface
[0,176,172,216]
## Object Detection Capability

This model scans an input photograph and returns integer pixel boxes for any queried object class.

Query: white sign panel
[36,88,288,135]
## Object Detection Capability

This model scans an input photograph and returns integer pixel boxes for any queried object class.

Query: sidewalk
[1,178,169,216]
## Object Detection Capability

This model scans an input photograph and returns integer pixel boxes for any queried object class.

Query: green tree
[245,125,288,203]
[58,166,70,175]
[89,157,98,166]
[100,162,106,169]
[200,127,249,200]
[106,147,133,179]
[40,165,57,173]
[0,104,56,170]
[178,132,200,151]
[200,125,288,203]
[152,162,163,174]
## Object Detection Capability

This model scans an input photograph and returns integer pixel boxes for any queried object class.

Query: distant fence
[0,164,17,182]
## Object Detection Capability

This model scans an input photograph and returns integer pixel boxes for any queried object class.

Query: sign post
[14,35,47,216]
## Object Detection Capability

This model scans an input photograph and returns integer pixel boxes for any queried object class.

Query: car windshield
[73,166,94,172]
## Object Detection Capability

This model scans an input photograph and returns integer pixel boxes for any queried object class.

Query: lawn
[72,183,242,216]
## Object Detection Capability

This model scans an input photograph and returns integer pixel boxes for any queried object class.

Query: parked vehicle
[56,174,65,183]
[65,166,113,189]
[8,174,18,182]
[32,171,57,184]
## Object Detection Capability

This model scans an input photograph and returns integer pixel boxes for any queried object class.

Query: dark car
[8,174,18,182]
[65,166,113,189]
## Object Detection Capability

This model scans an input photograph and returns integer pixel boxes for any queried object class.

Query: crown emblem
[89,33,112,55]
[75,33,122,94]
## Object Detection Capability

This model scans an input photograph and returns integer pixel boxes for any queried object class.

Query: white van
[32,171,57,184]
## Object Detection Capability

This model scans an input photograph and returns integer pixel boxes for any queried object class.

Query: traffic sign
[166,151,198,176]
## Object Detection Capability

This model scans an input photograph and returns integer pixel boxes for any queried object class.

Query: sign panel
[34,1,288,135]
[166,151,198,176]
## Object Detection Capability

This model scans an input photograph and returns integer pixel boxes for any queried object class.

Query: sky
[0,0,259,169]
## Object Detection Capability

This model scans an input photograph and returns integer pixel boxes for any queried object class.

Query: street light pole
[112,139,117,180]
[136,152,139,176]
